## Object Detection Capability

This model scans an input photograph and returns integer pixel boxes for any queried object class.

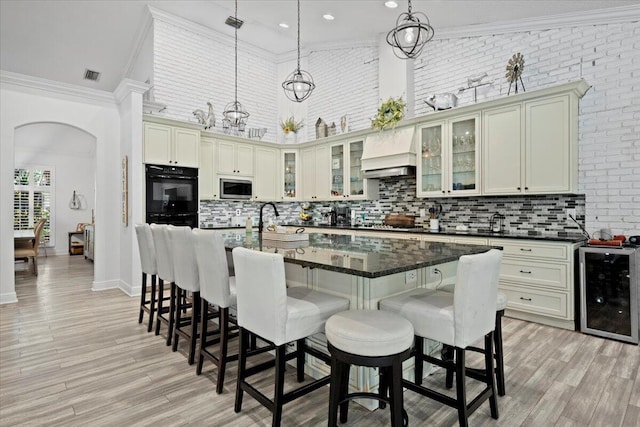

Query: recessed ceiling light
[385,1,398,8]
[279,22,289,28]
[323,13,335,21]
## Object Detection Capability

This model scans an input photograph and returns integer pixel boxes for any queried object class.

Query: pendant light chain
[234,0,238,104]
[296,0,301,71]
[281,0,315,102]
[408,0,412,14]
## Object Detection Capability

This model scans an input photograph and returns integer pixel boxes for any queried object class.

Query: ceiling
[1,0,638,92]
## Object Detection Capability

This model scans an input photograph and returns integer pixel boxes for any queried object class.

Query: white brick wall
[152,20,279,142]
[414,22,640,236]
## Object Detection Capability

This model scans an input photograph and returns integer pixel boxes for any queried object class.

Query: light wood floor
[1,256,639,426]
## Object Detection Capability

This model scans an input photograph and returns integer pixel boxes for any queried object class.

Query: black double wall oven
[145,164,198,228]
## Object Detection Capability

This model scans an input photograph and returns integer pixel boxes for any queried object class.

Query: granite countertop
[284,223,587,243]
[219,230,497,278]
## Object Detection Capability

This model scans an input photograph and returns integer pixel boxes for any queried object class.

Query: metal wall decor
[506,53,526,95]
[386,0,435,59]
[282,0,315,102]
[223,0,249,132]
[193,102,216,129]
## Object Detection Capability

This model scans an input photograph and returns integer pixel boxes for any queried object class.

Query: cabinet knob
[517,187,521,190]
[525,187,529,190]
[442,190,446,194]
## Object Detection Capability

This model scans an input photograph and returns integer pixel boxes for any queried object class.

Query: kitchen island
[218,229,497,406]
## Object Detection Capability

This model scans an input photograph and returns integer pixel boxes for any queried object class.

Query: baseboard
[118,279,141,297]
[91,279,120,292]
[0,292,18,304]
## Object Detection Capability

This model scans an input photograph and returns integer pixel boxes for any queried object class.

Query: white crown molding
[147,5,277,62]
[114,79,151,104]
[435,5,640,40]
[123,8,154,80]
[0,70,116,105]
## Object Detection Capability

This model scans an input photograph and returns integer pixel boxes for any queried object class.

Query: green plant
[280,116,304,134]
[371,96,406,131]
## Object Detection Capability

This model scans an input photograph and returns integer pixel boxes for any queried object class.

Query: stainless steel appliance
[335,207,350,226]
[579,246,639,344]
[145,164,198,228]
[220,178,252,200]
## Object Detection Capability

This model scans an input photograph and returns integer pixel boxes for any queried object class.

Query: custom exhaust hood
[361,126,416,178]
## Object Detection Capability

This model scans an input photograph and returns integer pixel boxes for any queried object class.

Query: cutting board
[384,214,415,227]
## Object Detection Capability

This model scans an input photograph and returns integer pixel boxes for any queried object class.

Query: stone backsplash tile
[200,176,585,235]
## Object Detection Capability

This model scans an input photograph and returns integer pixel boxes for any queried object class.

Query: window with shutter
[13,167,54,246]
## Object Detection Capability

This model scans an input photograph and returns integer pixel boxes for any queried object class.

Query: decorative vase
[283,132,298,144]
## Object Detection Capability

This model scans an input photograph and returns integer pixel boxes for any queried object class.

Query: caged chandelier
[386,0,435,59]
[282,0,315,102]
[223,0,249,132]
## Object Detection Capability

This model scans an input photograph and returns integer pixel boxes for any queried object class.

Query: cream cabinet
[329,139,378,201]
[483,95,577,195]
[490,238,580,330]
[253,146,279,201]
[282,150,299,201]
[217,140,254,176]
[199,137,216,200]
[144,122,199,167]
[300,145,330,200]
[417,114,481,198]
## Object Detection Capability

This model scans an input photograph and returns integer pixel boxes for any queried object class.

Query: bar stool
[192,229,238,393]
[438,284,508,396]
[325,310,414,427]
[380,249,503,427]
[134,223,157,332]
[150,224,176,346]
[167,225,201,365]
[231,247,350,427]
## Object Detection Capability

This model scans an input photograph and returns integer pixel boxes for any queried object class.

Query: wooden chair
[14,218,46,276]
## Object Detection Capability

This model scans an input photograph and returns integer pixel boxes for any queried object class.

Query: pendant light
[223,0,249,131]
[386,0,435,59]
[282,0,315,102]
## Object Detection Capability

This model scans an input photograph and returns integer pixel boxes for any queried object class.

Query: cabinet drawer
[451,237,488,245]
[500,259,568,290]
[491,239,569,261]
[500,283,568,319]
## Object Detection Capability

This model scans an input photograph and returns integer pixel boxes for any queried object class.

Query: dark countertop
[219,230,497,279]
[283,223,587,243]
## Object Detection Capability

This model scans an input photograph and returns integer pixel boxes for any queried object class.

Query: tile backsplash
[200,176,585,235]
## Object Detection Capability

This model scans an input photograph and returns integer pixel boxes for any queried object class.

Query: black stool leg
[443,344,455,389]
[328,355,341,427]
[147,274,156,332]
[379,366,388,409]
[166,283,176,346]
[172,287,182,352]
[155,279,164,336]
[187,292,200,365]
[415,336,424,385]
[216,307,230,394]
[296,339,306,382]
[138,273,147,324]
[485,332,499,419]
[495,310,506,396]
[389,360,404,427]
[338,361,350,423]
[196,298,207,375]
[235,328,248,413]
[273,345,287,427]
[455,347,469,427]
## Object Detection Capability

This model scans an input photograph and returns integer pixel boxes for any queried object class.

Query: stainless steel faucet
[259,202,279,233]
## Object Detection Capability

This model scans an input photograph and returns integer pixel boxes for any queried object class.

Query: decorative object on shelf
[371,96,406,131]
[424,93,458,111]
[223,0,249,133]
[247,128,267,140]
[386,0,434,59]
[340,115,348,133]
[328,122,337,137]
[122,156,128,227]
[506,52,526,95]
[316,117,328,139]
[282,0,315,102]
[299,203,313,222]
[458,72,492,103]
[143,83,167,114]
[193,102,216,129]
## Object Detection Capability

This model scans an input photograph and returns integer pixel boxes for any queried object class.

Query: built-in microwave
[220,178,252,199]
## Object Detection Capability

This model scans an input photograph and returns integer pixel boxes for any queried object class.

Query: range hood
[361,126,416,178]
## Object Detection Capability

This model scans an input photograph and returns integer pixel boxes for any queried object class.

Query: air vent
[83,69,101,81]
[225,15,244,29]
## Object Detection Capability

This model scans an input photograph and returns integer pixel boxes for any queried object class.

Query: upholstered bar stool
[134,224,158,332]
[150,223,176,346]
[192,229,238,393]
[325,310,414,427]
[380,249,503,427]
[438,284,508,396]
[167,225,201,365]
[232,247,350,427]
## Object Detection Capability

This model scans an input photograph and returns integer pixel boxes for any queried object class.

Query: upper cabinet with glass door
[282,150,298,200]
[330,143,345,198]
[329,139,378,200]
[417,114,481,197]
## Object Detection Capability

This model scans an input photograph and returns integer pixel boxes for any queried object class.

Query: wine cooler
[579,246,639,344]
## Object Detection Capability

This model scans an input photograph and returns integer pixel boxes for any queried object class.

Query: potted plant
[371,96,406,131]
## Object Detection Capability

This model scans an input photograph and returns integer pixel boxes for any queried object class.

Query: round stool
[325,310,414,427]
